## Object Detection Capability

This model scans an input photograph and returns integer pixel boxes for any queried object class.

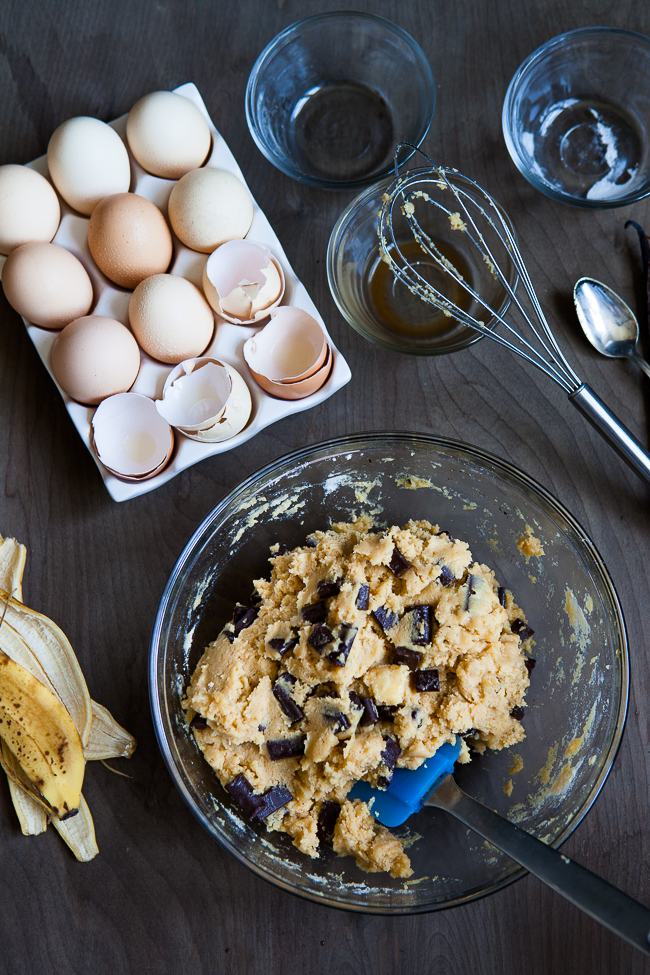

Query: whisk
[378,146,650,489]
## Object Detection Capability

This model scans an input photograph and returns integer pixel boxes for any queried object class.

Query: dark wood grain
[2,1,650,972]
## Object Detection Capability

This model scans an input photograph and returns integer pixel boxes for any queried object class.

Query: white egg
[126,91,212,179]
[168,168,253,253]
[92,392,174,480]
[0,165,61,255]
[47,117,131,216]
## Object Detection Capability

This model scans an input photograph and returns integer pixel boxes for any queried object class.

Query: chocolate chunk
[512,618,535,641]
[324,711,350,734]
[525,657,536,674]
[349,690,363,710]
[381,736,400,769]
[221,625,235,643]
[227,775,293,821]
[305,537,317,548]
[272,676,304,725]
[267,736,306,760]
[464,575,476,611]
[349,691,378,726]
[302,601,328,624]
[327,623,358,667]
[413,669,440,692]
[317,578,341,599]
[393,646,422,671]
[498,586,507,607]
[437,529,455,542]
[355,584,370,610]
[249,590,263,607]
[268,634,299,656]
[317,799,341,846]
[233,604,258,635]
[190,714,208,730]
[377,704,398,721]
[510,706,525,720]
[439,565,454,587]
[409,605,432,645]
[372,605,397,631]
[308,623,334,650]
[258,723,266,732]
[255,785,293,820]
[388,547,411,577]
[276,541,289,555]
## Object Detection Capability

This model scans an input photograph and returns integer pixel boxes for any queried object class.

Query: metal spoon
[574,276,650,380]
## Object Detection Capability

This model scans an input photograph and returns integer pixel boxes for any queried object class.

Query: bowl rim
[502,25,650,209]
[326,172,519,356]
[244,11,436,190]
[149,431,629,913]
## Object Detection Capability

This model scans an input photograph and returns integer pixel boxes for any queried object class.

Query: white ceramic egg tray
[0,83,351,502]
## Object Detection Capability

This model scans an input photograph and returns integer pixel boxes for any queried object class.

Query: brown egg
[1,242,93,329]
[87,193,172,289]
[51,315,141,405]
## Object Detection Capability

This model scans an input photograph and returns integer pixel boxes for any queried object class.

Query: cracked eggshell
[242,306,328,383]
[246,344,332,399]
[47,117,131,216]
[202,239,284,324]
[2,241,93,329]
[126,91,212,179]
[157,357,252,442]
[51,315,141,405]
[128,273,215,364]
[92,392,173,480]
[0,165,61,255]
[167,168,253,253]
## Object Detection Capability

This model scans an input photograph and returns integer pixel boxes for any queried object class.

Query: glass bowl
[503,27,650,208]
[327,172,518,355]
[245,13,435,190]
[149,433,628,913]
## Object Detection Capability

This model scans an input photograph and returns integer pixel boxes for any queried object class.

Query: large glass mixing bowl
[149,434,628,913]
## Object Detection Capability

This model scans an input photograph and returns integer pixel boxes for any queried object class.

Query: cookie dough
[184,516,532,878]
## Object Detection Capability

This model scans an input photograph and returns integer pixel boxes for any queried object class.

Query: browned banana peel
[0,534,136,860]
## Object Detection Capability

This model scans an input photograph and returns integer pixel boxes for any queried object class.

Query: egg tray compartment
[1,83,351,502]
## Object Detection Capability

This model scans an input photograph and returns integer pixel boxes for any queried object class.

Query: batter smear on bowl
[184,516,532,878]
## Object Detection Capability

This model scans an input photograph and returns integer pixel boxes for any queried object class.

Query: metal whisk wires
[378,149,582,394]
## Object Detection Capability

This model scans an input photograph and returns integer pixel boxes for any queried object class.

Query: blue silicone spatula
[349,738,650,956]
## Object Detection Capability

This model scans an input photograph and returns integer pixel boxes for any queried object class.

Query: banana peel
[0,534,136,860]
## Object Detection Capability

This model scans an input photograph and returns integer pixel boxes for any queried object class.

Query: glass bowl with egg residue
[149,433,627,914]
[327,171,519,356]
[245,12,435,190]
[502,27,650,208]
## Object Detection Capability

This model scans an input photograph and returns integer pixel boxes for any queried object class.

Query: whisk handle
[569,384,650,488]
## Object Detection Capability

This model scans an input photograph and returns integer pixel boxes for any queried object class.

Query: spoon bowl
[573,277,650,379]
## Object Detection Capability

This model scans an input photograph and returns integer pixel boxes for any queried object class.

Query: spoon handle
[569,384,650,488]
[628,350,650,380]
[425,775,650,956]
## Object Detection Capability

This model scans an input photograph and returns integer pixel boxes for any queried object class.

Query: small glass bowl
[149,433,628,914]
[245,12,435,190]
[327,172,518,355]
[503,27,650,208]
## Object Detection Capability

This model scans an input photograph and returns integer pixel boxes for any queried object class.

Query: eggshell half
[126,91,212,179]
[92,392,173,480]
[2,242,94,329]
[242,306,328,382]
[202,239,285,324]
[88,193,173,289]
[47,117,131,216]
[0,165,61,255]
[156,357,252,441]
[248,345,332,400]
[51,314,141,405]
[129,273,215,364]
[168,168,253,253]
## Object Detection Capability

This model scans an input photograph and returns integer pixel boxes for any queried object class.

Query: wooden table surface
[1,1,650,972]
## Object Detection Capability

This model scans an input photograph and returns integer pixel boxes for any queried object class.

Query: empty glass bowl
[327,172,518,355]
[149,433,628,913]
[503,27,650,207]
[245,12,435,189]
